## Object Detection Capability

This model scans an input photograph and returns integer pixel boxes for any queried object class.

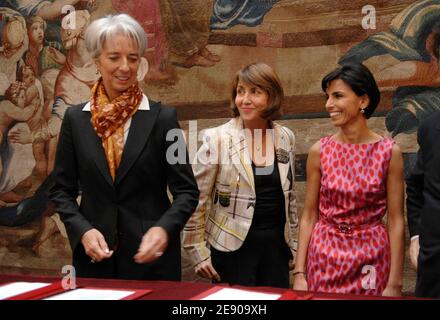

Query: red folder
[5,281,151,300]
[191,285,287,300]
[6,281,66,300]
[190,285,228,300]
[278,290,299,300]
[62,286,152,300]
[278,290,315,300]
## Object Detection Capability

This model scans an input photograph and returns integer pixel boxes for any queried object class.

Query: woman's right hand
[409,237,420,271]
[195,257,221,282]
[81,228,113,263]
[292,273,308,291]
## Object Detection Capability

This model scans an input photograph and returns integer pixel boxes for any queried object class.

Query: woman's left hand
[134,226,168,263]
[382,284,402,297]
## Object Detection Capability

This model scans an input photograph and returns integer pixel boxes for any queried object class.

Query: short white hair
[84,14,147,59]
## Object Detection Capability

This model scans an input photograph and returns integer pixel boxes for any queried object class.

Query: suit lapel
[228,119,255,192]
[80,112,114,187]
[114,101,160,186]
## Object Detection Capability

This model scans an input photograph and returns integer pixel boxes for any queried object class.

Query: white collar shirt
[82,93,150,144]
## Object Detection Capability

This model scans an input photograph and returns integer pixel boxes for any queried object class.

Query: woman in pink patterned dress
[293,63,405,296]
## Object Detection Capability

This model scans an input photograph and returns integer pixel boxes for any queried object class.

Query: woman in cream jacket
[183,62,298,288]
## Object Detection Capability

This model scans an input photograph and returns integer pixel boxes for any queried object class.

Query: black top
[251,158,286,230]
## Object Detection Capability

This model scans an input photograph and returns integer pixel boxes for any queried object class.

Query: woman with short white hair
[50,14,199,280]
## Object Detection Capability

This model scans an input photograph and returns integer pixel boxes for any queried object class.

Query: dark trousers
[415,270,440,298]
[211,227,291,288]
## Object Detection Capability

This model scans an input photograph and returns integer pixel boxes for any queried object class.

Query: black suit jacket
[50,99,199,280]
[406,111,440,296]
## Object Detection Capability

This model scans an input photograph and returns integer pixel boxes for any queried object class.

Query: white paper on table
[201,288,281,300]
[0,282,51,300]
[44,288,136,300]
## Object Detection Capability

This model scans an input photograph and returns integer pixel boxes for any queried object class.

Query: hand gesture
[134,226,168,263]
[409,237,420,271]
[195,257,221,282]
[81,228,113,263]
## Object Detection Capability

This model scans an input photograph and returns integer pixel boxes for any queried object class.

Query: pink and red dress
[307,135,394,295]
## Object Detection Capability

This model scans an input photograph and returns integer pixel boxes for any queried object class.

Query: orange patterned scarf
[90,78,143,181]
